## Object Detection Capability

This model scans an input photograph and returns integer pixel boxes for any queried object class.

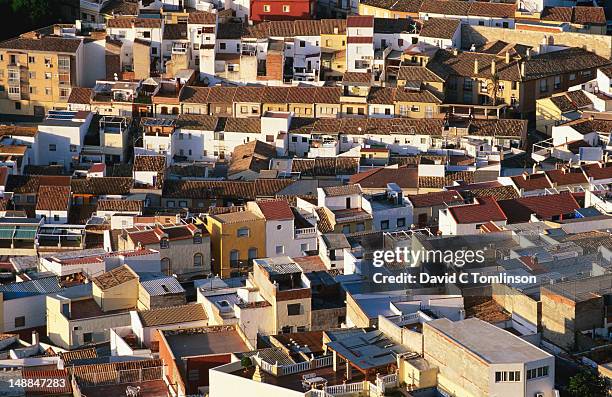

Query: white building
[36,110,94,169]
[438,197,508,235]
[346,16,375,72]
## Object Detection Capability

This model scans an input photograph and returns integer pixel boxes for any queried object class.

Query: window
[463,79,472,90]
[69,144,77,152]
[275,245,284,254]
[397,218,405,228]
[151,47,157,55]
[14,316,25,328]
[178,200,187,207]
[527,366,549,380]
[160,238,169,249]
[283,4,290,12]
[83,332,93,343]
[263,4,270,11]
[230,250,240,267]
[539,79,548,93]
[569,73,576,81]
[220,42,226,50]
[356,223,365,232]
[194,253,203,267]
[300,243,308,252]
[411,105,420,112]
[554,76,561,89]
[142,31,151,38]
[167,200,175,207]
[281,326,293,333]
[342,225,350,234]
[380,220,389,230]
[28,56,35,63]
[193,233,202,244]
[495,371,520,383]
[15,102,21,110]
[45,72,51,80]
[292,136,298,142]
[287,303,301,316]
[300,41,306,47]
[248,247,258,260]
[49,144,56,152]
[237,227,249,237]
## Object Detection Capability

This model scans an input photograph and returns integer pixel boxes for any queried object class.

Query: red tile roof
[347,15,374,27]
[448,197,507,224]
[408,190,463,208]
[510,173,552,192]
[582,162,612,181]
[36,185,71,211]
[545,168,588,186]
[256,199,294,220]
[497,192,580,223]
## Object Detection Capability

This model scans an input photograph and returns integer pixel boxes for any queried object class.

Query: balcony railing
[295,227,316,238]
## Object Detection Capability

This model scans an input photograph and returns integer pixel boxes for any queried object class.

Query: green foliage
[567,369,607,397]
[240,356,252,368]
[1,0,50,23]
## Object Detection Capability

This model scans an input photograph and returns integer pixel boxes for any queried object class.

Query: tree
[486,73,500,106]
[567,369,607,397]
[1,0,50,22]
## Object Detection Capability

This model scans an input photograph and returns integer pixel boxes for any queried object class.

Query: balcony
[172,43,189,54]
[294,227,316,239]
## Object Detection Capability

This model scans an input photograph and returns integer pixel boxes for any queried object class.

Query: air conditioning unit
[535,393,544,397]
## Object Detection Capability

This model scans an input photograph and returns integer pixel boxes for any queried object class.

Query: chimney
[520,62,526,78]
[505,51,510,64]
[474,59,479,75]
[491,59,496,76]
[526,48,531,59]
[522,171,528,180]
[31,331,39,345]
[453,48,458,56]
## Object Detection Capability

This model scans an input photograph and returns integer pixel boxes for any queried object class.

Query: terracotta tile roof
[162,179,293,200]
[582,162,612,181]
[397,65,445,83]
[234,86,265,103]
[468,2,515,18]
[322,184,363,196]
[350,167,418,189]
[70,359,163,384]
[59,347,98,364]
[139,303,207,327]
[428,49,522,82]
[468,119,527,138]
[176,114,219,130]
[448,197,507,224]
[36,185,70,211]
[420,0,470,15]
[134,155,166,172]
[524,47,611,81]
[573,6,606,25]
[545,168,588,186]
[287,86,318,104]
[71,177,133,195]
[0,125,38,137]
[93,265,138,290]
[419,171,475,188]
[315,207,334,233]
[262,86,289,103]
[180,86,210,103]
[217,23,247,39]
[510,173,552,192]
[224,117,261,134]
[419,18,460,40]
[188,10,216,24]
[228,140,276,175]
[408,190,463,207]
[374,17,415,34]
[498,192,580,223]
[320,19,347,34]
[565,90,592,108]
[394,87,443,104]
[314,86,342,103]
[100,0,139,15]
[293,20,321,36]
[256,199,294,220]
[22,369,71,394]
[343,71,372,84]
[467,185,519,201]
[68,87,92,104]
[0,35,81,53]
[207,86,237,103]
[368,87,395,104]
[347,15,374,28]
[97,199,143,212]
[361,0,423,13]
[541,6,573,22]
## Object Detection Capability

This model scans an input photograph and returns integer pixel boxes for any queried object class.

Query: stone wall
[462,25,612,59]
